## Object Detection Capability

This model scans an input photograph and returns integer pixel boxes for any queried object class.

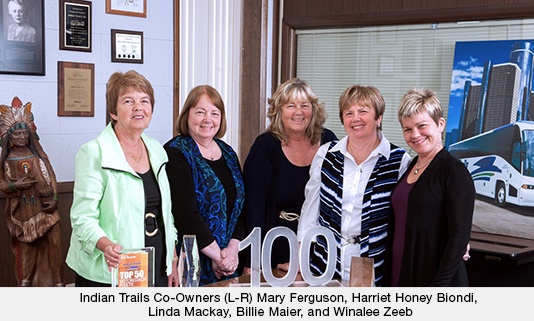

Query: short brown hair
[338,85,385,130]
[106,70,155,125]
[175,85,227,138]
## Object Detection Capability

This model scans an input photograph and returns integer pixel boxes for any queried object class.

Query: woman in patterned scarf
[164,85,245,286]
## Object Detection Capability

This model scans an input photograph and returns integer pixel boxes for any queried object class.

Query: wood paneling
[238,0,271,163]
[279,0,534,81]
[173,1,180,138]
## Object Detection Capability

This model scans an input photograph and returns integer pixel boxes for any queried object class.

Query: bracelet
[173,255,179,261]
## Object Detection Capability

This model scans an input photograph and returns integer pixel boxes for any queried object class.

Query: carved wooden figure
[0,97,64,286]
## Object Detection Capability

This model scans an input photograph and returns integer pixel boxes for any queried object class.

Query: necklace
[120,141,143,162]
[201,141,217,161]
[131,148,143,162]
[347,136,379,164]
[414,159,431,175]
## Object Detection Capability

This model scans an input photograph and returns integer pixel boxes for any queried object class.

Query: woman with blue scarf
[164,85,245,286]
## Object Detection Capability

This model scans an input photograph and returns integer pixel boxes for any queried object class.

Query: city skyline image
[445,39,534,148]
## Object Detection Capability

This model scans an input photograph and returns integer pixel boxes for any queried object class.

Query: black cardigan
[388,148,475,286]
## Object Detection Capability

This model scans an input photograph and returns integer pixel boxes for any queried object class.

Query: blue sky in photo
[446,40,533,139]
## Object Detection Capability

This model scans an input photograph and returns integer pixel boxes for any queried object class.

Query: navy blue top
[242,129,338,267]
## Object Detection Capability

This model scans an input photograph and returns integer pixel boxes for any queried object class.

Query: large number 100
[239,226,336,287]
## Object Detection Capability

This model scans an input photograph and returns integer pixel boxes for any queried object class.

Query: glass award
[178,235,200,287]
[111,247,155,287]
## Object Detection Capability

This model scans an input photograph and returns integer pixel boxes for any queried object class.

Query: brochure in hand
[111,247,155,287]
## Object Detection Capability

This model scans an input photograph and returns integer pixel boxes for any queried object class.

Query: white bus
[448,121,534,207]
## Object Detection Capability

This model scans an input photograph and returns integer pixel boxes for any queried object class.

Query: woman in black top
[390,88,474,286]
[242,78,337,271]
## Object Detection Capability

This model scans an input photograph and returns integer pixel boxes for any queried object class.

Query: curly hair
[266,78,326,145]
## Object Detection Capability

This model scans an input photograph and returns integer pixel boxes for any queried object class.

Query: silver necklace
[201,142,216,160]
[209,147,214,161]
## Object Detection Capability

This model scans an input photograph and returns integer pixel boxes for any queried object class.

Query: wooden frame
[0,0,45,75]
[106,0,146,18]
[279,1,534,82]
[59,0,91,52]
[57,61,94,117]
[111,29,143,64]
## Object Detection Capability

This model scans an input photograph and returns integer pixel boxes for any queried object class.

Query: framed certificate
[57,61,94,117]
[106,0,146,18]
[59,0,92,52]
[111,29,143,64]
[112,247,155,287]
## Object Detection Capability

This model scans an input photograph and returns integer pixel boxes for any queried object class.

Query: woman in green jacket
[66,70,178,287]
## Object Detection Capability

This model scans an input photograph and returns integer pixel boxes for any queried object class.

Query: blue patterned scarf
[170,135,245,285]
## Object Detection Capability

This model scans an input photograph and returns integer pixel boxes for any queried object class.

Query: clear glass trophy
[178,235,200,287]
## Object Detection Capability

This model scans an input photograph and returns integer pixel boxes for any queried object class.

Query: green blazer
[66,123,177,284]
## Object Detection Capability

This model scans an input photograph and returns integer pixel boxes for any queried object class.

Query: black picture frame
[60,0,91,52]
[111,29,143,64]
[0,0,45,75]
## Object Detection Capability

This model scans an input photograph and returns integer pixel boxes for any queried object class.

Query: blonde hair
[397,88,443,125]
[266,78,326,145]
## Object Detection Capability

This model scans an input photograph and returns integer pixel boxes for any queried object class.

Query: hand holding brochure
[111,247,155,287]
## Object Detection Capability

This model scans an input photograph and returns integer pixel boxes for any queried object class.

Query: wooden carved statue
[0,97,64,286]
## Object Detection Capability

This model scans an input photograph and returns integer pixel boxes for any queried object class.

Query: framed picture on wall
[57,61,94,117]
[106,0,146,18]
[59,0,92,52]
[111,29,143,64]
[0,0,45,75]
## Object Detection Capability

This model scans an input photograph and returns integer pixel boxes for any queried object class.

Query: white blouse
[297,133,411,282]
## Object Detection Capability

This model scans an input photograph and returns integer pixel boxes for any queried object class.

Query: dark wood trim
[238,0,270,163]
[56,181,74,194]
[280,1,534,83]
[283,4,534,29]
[280,21,297,83]
[271,0,280,92]
[0,181,74,199]
[173,2,180,138]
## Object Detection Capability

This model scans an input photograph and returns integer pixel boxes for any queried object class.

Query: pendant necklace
[120,141,143,162]
[414,159,431,175]
[132,148,143,162]
[209,143,218,160]
[201,142,216,160]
